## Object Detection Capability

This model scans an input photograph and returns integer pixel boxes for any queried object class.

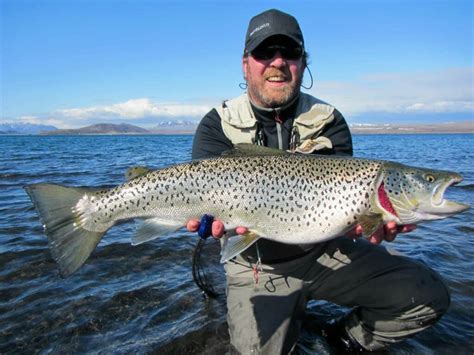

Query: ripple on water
[0,134,473,353]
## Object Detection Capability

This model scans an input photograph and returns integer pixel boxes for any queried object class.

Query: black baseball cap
[244,9,304,54]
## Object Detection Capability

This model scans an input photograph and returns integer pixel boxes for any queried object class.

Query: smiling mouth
[266,76,287,83]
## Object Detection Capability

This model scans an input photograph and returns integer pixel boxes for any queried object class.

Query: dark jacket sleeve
[192,109,234,160]
[317,109,353,156]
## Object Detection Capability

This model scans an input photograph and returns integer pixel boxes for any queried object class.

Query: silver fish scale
[81,155,383,244]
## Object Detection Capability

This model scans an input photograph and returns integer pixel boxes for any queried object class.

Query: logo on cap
[249,23,270,37]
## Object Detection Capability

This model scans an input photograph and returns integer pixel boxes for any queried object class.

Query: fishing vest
[215,93,336,153]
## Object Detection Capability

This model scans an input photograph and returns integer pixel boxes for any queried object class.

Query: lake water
[1,134,473,353]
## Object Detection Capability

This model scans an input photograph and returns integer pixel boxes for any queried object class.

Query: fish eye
[425,174,436,183]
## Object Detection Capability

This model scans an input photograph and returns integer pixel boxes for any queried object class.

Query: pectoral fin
[357,214,384,238]
[132,218,183,245]
[220,231,260,263]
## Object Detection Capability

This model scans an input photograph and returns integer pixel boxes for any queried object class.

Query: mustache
[264,69,290,80]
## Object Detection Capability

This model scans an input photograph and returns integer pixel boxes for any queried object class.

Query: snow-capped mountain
[0,122,58,135]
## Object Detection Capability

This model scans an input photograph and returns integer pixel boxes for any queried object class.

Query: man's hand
[346,221,417,245]
[186,219,248,239]
[187,218,415,244]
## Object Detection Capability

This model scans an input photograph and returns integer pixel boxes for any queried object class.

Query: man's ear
[302,52,308,70]
[242,56,249,81]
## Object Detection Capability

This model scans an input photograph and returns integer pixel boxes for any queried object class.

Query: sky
[1,0,473,128]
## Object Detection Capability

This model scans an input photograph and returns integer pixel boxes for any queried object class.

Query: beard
[249,84,296,108]
[247,69,303,108]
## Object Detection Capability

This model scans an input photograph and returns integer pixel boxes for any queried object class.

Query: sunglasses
[251,44,304,61]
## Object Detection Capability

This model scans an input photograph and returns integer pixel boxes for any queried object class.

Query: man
[188,9,450,353]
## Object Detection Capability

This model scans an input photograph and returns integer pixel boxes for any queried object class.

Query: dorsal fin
[222,143,291,157]
[125,166,151,181]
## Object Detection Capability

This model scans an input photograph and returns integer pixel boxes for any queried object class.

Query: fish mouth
[426,175,470,217]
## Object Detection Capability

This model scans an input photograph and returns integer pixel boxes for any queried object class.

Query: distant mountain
[42,123,150,135]
[150,120,198,134]
[349,121,474,134]
[3,120,470,136]
[0,122,58,135]
[154,120,197,127]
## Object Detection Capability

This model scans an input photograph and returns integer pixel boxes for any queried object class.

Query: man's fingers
[345,224,363,239]
[212,223,248,239]
[367,224,386,244]
[368,235,379,244]
[385,221,398,234]
[235,226,248,235]
[383,222,416,242]
[363,221,416,244]
[188,218,248,240]
[398,224,417,234]
[384,232,397,242]
[368,230,384,244]
[211,220,225,239]
[186,219,200,232]
[383,221,398,242]
[186,218,224,238]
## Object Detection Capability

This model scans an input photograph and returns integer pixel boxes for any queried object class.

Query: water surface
[1,134,473,353]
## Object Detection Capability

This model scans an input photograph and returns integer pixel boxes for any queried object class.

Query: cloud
[2,99,216,128]
[311,67,473,117]
[3,67,472,128]
[405,101,473,112]
[16,115,71,129]
[58,98,213,120]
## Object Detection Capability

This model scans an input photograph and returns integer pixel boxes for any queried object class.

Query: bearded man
[188,9,450,354]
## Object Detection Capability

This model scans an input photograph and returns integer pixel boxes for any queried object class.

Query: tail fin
[25,184,106,277]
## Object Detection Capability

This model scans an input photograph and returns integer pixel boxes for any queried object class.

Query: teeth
[267,76,285,82]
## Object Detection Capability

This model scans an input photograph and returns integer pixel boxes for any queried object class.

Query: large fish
[25,145,470,276]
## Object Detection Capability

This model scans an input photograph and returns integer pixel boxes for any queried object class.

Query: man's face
[243,36,305,108]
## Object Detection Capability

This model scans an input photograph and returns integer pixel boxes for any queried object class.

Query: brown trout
[25,145,470,276]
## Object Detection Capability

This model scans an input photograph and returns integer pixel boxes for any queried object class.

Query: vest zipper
[290,125,300,151]
[255,121,265,146]
[275,109,283,150]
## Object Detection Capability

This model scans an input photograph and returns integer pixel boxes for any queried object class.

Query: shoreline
[1,131,473,136]
[1,121,472,136]
[349,121,473,135]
